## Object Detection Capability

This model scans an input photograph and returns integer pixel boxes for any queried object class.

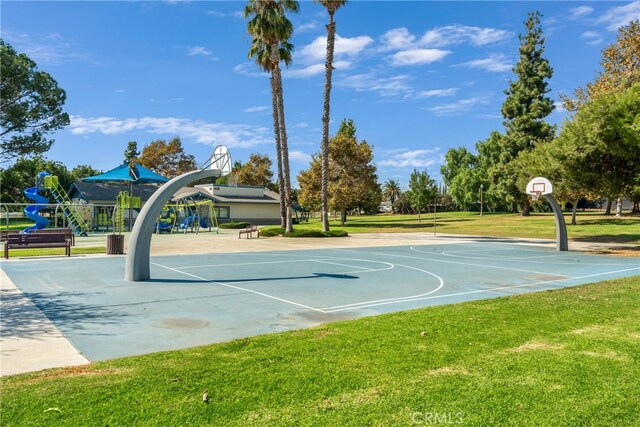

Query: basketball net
[531,191,542,201]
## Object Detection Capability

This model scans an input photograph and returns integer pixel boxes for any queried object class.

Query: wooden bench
[238,225,259,239]
[4,233,71,258]
[1,228,75,246]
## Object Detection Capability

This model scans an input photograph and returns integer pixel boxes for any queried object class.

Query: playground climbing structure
[114,191,141,234]
[43,175,91,236]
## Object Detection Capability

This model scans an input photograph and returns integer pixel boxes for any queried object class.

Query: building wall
[219,203,280,225]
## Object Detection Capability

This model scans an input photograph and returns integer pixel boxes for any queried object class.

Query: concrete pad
[0,268,89,376]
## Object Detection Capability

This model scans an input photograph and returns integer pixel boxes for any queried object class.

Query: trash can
[106,234,124,255]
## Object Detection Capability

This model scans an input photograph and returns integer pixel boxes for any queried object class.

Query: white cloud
[206,10,226,17]
[187,46,213,57]
[582,31,604,46]
[299,34,374,63]
[297,22,319,33]
[460,54,512,72]
[69,116,272,148]
[234,63,267,78]
[244,106,270,113]
[378,149,440,168]
[285,60,352,78]
[293,122,309,128]
[337,73,412,97]
[289,151,312,163]
[413,88,459,98]
[429,96,491,116]
[569,6,594,20]
[420,25,512,47]
[284,63,326,78]
[596,1,640,31]
[2,30,88,66]
[380,27,416,51]
[553,101,566,113]
[388,48,451,66]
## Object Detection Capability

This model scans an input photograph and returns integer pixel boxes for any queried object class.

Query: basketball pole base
[542,194,568,251]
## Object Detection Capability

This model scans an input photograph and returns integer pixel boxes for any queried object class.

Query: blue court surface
[3,242,639,361]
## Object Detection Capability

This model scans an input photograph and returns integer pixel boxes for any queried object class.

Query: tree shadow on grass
[1,290,130,340]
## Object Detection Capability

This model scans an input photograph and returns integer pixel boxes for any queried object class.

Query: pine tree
[492,11,555,215]
[124,141,140,163]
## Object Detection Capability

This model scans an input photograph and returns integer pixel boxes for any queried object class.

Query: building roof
[70,182,281,205]
[210,190,280,204]
[69,181,161,203]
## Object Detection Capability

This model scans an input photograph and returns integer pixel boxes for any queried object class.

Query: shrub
[283,230,348,238]
[259,227,285,237]
[219,222,252,229]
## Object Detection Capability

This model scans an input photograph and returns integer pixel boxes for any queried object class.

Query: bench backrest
[6,233,68,245]
[2,228,73,239]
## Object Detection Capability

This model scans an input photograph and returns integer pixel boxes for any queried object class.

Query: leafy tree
[246,0,299,232]
[298,119,380,225]
[441,147,487,211]
[392,192,413,214]
[124,141,140,163]
[553,83,640,218]
[316,0,348,232]
[563,20,640,111]
[491,11,555,215]
[71,164,102,180]
[0,39,70,160]
[138,137,196,179]
[382,179,402,211]
[235,153,274,187]
[406,169,437,222]
[0,156,73,203]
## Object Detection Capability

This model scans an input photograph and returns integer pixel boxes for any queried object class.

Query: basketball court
[2,239,638,363]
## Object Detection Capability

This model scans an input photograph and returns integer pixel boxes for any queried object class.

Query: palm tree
[245,0,299,232]
[383,179,402,212]
[316,0,347,232]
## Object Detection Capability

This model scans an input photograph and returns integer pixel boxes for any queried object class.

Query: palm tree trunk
[270,75,286,228]
[321,13,337,233]
[271,49,293,233]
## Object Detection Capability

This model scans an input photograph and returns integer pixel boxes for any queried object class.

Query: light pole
[480,184,484,217]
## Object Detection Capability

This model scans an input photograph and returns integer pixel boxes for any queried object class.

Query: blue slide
[23,186,49,233]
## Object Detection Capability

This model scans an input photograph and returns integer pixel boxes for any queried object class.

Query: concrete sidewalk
[0,269,89,376]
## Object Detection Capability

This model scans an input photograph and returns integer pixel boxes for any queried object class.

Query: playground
[2,237,638,365]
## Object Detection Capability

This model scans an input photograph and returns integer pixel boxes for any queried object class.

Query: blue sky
[2,1,638,189]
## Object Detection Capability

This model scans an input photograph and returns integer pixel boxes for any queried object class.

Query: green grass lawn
[2,276,639,426]
[4,246,106,258]
[278,212,640,244]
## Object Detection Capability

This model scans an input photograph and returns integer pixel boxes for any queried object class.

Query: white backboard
[526,177,553,195]
[209,145,232,176]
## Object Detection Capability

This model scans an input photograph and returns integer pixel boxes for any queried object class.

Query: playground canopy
[82,162,168,184]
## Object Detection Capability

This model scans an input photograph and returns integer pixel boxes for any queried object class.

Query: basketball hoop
[526,177,553,201]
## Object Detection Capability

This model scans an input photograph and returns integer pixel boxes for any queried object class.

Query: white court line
[150,262,327,313]
[322,266,640,313]
[437,249,637,265]
[386,247,572,277]
[441,251,569,261]
[178,259,302,270]
[309,259,395,274]
[321,263,444,311]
